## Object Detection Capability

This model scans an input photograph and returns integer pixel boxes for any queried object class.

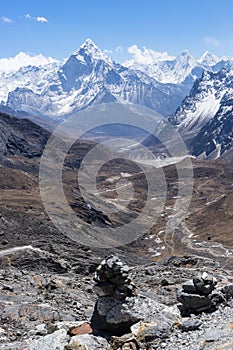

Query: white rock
[27,329,69,350]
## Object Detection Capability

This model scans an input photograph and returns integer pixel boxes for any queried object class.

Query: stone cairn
[91,255,181,338]
[93,255,136,300]
[177,272,224,315]
[91,255,137,335]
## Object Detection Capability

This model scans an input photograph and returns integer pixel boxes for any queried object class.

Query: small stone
[221,284,233,300]
[181,319,202,331]
[0,327,6,336]
[193,276,205,291]
[135,321,170,342]
[35,324,47,336]
[161,278,169,286]
[65,334,109,350]
[2,284,14,292]
[69,322,93,336]
[145,267,154,276]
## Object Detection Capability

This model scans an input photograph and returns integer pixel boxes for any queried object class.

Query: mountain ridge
[170,68,233,159]
[2,39,233,121]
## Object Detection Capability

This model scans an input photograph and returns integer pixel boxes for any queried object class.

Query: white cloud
[1,16,12,23]
[24,14,48,24]
[204,36,220,47]
[0,52,58,73]
[126,44,175,65]
[115,46,123,53]
[36,16,48,23]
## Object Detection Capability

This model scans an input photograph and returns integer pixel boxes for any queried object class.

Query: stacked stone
[93,255,137,300]
[177,272,224,315]
[91,256,180,337]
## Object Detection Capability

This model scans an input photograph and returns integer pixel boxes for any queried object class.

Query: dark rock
[221,284,233,300]
[182,280,197,293]
[193,275,205,291]
[209,291,226,306]
[145,267,155,276]
[177,290,214,314]
[2,284,14,292]
[161,278,169,286]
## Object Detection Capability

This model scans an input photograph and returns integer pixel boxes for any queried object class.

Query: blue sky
[1,0,233,61]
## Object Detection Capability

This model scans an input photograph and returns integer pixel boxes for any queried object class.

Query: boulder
[27,329,69,350]
[92,292,180,335]
[177,290,213,313]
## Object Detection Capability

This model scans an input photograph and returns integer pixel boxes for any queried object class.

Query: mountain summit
[198,51,220,66]
[72,38,113,65]
[3,39,190,118]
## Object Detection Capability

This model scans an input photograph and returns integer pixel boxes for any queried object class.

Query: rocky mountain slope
[169,69,233,159]
[190,96,233,159]
[0,111,232,348]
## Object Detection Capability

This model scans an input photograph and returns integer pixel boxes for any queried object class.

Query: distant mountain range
[0,39,232,160]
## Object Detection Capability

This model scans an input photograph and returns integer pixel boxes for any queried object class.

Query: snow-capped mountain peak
[123,47,198,84]
[72,38,113,65]
[198,51,220,66]
[177,50,196,65]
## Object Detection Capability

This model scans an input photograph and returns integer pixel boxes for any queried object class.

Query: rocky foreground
[0,251,233,350]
